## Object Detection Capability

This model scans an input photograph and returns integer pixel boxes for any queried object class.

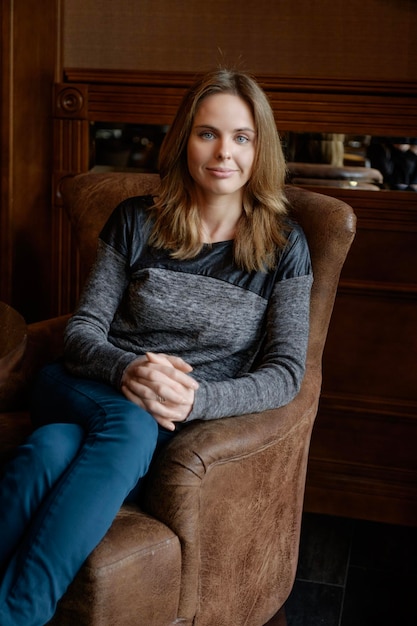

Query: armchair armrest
[144,374,319,626]
[0,314,70,412]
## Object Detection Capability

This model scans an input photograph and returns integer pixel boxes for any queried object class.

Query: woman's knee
[31,364,157,446]
[31,364,159,466]
[106,402,158,450]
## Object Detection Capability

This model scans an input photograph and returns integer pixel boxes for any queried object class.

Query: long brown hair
[148,68,289,271]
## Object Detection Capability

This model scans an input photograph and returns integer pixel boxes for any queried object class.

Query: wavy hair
[148,68,289,271]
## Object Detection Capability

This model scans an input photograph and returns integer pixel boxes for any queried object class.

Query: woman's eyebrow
[194,124,256,133]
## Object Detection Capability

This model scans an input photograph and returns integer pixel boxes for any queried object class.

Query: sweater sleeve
[64,241,140,387]
[186,248,313,421]
[63,198,151,386]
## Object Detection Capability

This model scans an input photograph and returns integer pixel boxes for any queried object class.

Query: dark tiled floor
[285,513,417,626]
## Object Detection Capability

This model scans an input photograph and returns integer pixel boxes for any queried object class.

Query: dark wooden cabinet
[304,188,417,525]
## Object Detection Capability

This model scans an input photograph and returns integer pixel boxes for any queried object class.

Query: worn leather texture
[48,507,181,626]
[0,173,356,625]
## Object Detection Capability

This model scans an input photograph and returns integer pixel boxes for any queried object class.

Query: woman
[0,68,312,625]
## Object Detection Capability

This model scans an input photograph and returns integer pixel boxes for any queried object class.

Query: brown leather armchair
[0,173,356,626]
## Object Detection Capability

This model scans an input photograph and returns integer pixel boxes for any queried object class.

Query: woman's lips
[206,168,236,178]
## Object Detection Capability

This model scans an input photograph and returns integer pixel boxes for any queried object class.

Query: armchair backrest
[61,172,161,271]
[285,185,356,371]
[62,172,356,380]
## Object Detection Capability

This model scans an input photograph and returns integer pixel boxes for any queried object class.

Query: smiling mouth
[206,167,236,177]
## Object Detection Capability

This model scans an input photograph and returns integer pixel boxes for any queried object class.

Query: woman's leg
[0,362,162,626]
[0,423,84,571]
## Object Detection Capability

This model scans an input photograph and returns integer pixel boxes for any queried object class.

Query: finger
[135,353,197,390]
[124,370,196,413]
[150,401,190,425]
[134,392,186,423]
[122,382,182,415]
[123,362,185,396]
[142,359,199,391]
[153,415,177,431]
[121,386,179,431]
[122,355,149,381]
[124,377,189,406]
[146,352,195,374]
[121,384,147,409]
[129,366,197,396]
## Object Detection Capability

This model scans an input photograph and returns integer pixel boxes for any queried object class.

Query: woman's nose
[216,139,231,160]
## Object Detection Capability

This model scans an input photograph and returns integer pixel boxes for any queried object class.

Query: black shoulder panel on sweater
[99,196,311,299]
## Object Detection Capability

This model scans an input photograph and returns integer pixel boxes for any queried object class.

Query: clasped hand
[121,352,199,431]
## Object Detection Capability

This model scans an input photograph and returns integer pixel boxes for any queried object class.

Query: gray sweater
[64,196,313,422]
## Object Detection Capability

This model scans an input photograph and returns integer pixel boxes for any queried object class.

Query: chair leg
[264,605,287,626]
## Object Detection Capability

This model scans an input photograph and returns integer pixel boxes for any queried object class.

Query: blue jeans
[0,362,175,626]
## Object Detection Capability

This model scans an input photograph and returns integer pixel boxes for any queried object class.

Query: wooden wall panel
[0,0,13,304]
[1,0,60,322]
[323,291,416,400]
[63,69,417,135]
[304,191,417,525]
[62,0,417,82]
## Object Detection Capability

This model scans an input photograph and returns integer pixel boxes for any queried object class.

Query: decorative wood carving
[52,86,91,314]
[62,69,417,134]
[53,83,88,119]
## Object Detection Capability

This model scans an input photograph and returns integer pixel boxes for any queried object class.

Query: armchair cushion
[49,508,182,626]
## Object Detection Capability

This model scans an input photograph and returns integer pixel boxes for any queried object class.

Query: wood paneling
[0,0,60,322]
[62,0,417,82]
[62,69,417,135]
[296,187,417,524]
[0,0,13,304]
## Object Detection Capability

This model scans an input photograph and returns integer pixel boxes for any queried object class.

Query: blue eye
[200,131,215,140]
[236,135,249,144]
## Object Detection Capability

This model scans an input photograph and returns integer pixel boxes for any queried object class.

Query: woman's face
[187,93,256,203]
